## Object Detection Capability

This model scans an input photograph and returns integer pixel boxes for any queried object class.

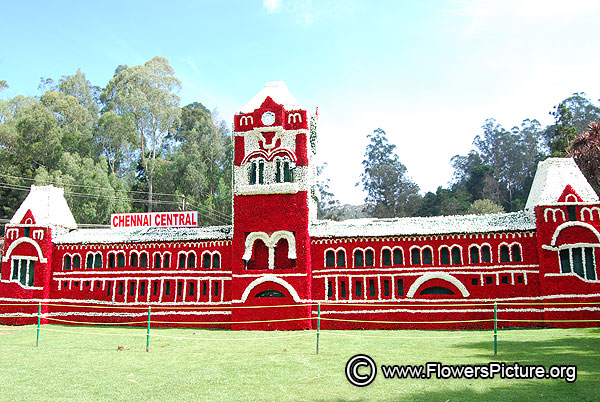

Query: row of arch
[62,250,222,271]
[324,243,523,268]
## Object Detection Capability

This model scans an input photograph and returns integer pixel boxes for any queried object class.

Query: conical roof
[240,81,302,113]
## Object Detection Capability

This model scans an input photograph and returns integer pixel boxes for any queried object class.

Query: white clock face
[261,111,276,126]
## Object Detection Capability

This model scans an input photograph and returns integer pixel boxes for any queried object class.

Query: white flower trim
[243,231,297,270]
[550,221,600,247]
[2,237,47,263]
[239,274,301,303]
[406,272,470,298]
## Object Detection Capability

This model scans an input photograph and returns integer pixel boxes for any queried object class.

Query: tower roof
[525,157,599,211]
[10,185,77,229]
[240,81,302,113]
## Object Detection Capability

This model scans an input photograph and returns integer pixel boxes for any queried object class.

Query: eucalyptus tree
[101,56,181,211]
[360,128,421,218]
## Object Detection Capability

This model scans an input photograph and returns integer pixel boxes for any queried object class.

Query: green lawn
[0,325,599,401]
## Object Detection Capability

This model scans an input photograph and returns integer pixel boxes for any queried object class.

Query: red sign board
[111,211,198,229]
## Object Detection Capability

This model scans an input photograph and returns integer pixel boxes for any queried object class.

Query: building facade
[2,82,600,330]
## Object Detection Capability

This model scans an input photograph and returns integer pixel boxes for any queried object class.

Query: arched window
[275,159,282,183]
[213,254,221,269]
[163,253,171,268]
[481,245,491,263]
[365,249,374,267]
[249,160,257,185]
[86,254,93,269]
[178,253,186,269]
[325,250,335,267]
[130,253,139,268]
[422,248,433,265]
[63,255,71,270]
[274,238,295,269]
[451,247,461,265]
[469,246,479,264]
[187,252,196,268]
[154,253,161,269]
[108,253,116,268]
[203,253,211,269]
[140,252,148,268]
[258,159,265,184]
[393,248,403,265]
[420,286,455,295]
[117,252,125,268]
[283,160,294,182]
[72,255,81,269]
[511,245,522,262]
[440,247,450,265]
[247,239,269,270]
[354,250,364,267]
[336,250,346,267]
[94,253,102,268]
[382,249,392,266]
[256,289,286,298]
[411,248,421,265]
[500,245,510,263]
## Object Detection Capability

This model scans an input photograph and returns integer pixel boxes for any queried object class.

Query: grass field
[0,325,599,401]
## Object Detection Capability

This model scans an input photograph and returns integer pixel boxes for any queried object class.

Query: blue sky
[2,0,600,204]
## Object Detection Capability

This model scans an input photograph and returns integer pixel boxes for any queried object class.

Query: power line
[0,174,233,222]
[0,182,230,225]
[0,173,184,198]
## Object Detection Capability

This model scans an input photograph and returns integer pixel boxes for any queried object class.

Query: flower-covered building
[2,82,600,330]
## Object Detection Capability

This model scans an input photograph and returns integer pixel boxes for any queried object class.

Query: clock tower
[230,82,317,329]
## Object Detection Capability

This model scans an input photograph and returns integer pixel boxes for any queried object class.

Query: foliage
[467,199,505,215]
[34,154,130,223]
[450,118,543,212]
[101,56,182,211]
[316,163,342,220]
[0,58,232,225]
[545,93,600,156]
[360,128,421,218]
[568,122,600,195]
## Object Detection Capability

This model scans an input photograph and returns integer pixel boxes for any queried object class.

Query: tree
[57,69,101,117]
[101,56,181,211]
[316,163,342,220]
[40,90,96,158]
[545,93,600,156]
[453,118,543,211]
[568,122,600,194]
[94,110,137,176]
[148,102,232,225]
[359,128,421,218]
[34,153,130,224]
[467,199,505,215]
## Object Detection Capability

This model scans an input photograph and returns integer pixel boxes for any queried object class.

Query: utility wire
[0,182,231,225]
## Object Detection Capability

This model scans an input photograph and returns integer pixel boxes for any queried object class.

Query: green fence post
[146,306,151,352]
[316,302,321,354]
[36,302,41,347]
[493,302,498,356]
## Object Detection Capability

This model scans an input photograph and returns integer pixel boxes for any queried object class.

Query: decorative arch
[406,273,470,298]
[243,231,296,270]
[550,221,600,247]
[2,237,47,263]
[242,149,297,164]
[240,274,301,302]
